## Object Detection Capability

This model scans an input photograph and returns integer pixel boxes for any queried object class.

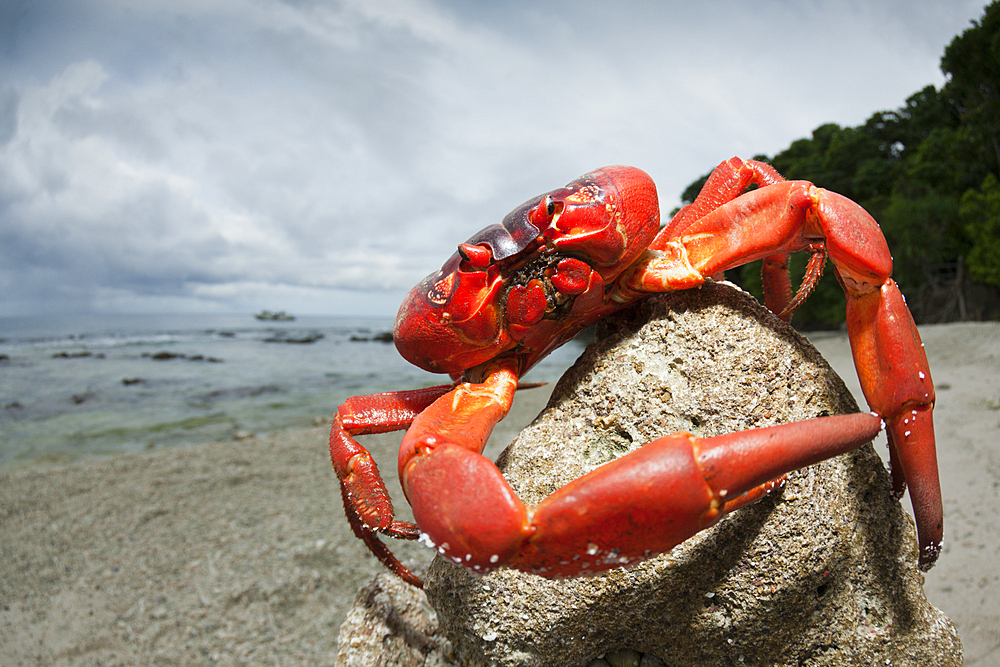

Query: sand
[1,321,998,666]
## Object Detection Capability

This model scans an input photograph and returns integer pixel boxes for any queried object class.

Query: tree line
[679,1,1000,328]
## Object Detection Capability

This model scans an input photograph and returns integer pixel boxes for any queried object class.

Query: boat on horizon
[254,310,295,321]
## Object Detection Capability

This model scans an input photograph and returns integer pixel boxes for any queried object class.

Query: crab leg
[329,384,454,586]
[846,279,940,567]
[398,358,882,577]
[625,159,942,569]
[665,157,798,317]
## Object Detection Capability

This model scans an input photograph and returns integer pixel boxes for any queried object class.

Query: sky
[0,0,990,317]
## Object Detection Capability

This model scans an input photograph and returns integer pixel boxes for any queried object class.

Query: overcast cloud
[0,0,988,316]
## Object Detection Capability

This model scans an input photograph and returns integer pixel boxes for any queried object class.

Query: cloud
[0,0,989,315]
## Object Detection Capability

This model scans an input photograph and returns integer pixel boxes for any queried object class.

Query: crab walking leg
[663,157,785,239]
[761,253,794,316]
[399,361,883,576]
[846,279,941,569]
[329,384,454,586]
[624,171,943,569]
[665,157,798,317]
[615,175,821,302]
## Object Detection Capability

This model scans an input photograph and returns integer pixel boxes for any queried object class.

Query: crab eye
[457,242,492,269]
[531,195,562,228]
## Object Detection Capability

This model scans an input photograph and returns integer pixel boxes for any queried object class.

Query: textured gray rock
[335,571,451,666]
[339,281,962,666]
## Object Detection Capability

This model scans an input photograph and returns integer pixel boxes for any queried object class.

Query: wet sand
[1,321,998,665]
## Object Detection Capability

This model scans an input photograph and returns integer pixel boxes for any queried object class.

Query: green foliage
[941,0,1000,177]
[879,190,966,289]
[674,1,1000,326]
[961,174,1000,288]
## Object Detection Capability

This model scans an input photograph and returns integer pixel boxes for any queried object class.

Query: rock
[263,332,324,344]
[147,351,184,360]
[71,391,97,405]
[339,281,962,666]
[349,331,394,343]
[335,572,452,666]
[52,351,94,358]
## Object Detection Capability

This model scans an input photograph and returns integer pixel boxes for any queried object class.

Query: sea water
[0,313,584,468]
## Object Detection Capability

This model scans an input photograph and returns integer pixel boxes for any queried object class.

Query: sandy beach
[1,320,998,666]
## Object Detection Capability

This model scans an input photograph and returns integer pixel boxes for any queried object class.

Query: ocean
[0,313,584,469]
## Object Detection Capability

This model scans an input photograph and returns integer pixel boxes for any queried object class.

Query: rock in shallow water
[338,282,962,667]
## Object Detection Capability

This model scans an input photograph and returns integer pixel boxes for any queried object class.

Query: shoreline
[1,321,998,665]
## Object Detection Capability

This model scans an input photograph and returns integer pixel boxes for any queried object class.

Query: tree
[961,173,1000,289]
[941,0,1000,178]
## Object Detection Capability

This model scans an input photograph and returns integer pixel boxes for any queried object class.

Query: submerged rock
[349,331,394,343]
[338,281,962,666]
[263,331,324,344]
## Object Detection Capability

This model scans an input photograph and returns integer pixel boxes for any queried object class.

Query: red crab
[330,158,941,587]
